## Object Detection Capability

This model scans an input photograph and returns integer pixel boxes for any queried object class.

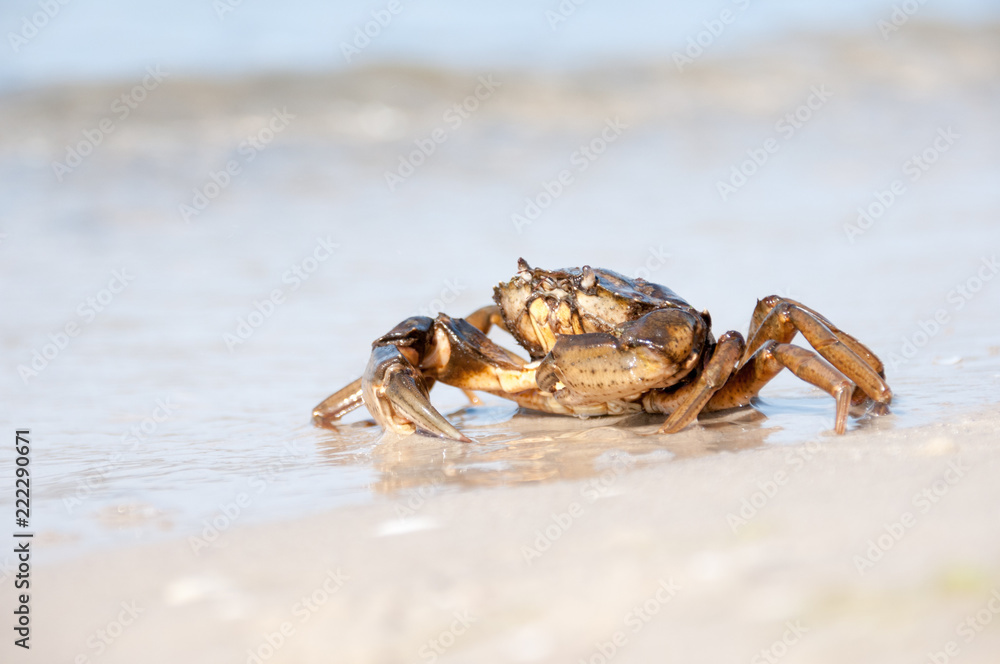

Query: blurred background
[3,1,1000,663]
[1,0,999,607]
[1,0,1000,85]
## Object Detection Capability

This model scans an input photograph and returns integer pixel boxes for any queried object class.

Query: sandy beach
[24,405,1000,663]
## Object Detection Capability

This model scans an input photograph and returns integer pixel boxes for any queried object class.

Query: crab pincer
[314,309,540,442]
[363,344,472,442]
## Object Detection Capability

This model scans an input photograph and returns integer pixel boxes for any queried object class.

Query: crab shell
[492,260,713,361]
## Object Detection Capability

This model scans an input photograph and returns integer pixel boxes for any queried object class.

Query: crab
[313,260,892,441]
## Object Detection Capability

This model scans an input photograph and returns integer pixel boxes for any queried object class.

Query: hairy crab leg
[741,297,892,408]
[647,330,746,434]
[709,340,855,434]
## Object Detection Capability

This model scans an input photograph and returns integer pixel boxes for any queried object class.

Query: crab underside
[313,261,892,441]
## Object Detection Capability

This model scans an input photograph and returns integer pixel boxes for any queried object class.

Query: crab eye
[580,265,596,291]
[516,258,532,281]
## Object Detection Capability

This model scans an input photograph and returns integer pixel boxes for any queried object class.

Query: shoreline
[22,403,1000,663]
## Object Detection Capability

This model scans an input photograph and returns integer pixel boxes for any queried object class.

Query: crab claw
[362,345,472,443]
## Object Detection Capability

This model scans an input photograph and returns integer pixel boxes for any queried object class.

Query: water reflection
[314,404,775,496]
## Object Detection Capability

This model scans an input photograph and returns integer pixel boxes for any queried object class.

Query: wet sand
[27,405,1000,663]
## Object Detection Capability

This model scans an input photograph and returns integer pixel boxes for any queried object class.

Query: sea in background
[2,0,1000,87]
[1,2,999,565]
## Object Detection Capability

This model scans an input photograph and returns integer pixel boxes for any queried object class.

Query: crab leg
[313,374,441,427]
[312,305,508,429]
[484,387,624,417]
[746,296,886,378]
[710,340,855,434]
[360,314,538,441]
[645,331,746,434]
[312,377,365,427]
[464,304,507,335]
[741,296,892,407]
[459,304,507,407]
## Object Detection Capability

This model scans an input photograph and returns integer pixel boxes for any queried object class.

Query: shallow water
[1,25,999,562]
